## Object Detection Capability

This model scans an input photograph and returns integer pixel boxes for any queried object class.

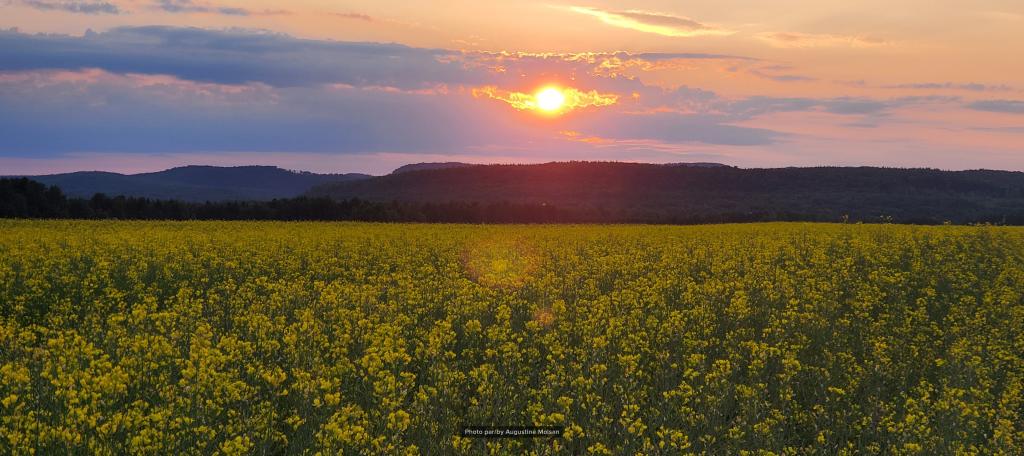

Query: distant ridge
[389,161,728,175]
[662,162,730,168]
[391,162,475,174]
[24,165,371,202]
[14,161,1024,223]
[307,161,1024,224]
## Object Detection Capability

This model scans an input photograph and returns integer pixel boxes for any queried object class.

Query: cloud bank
[0,26,1020,173]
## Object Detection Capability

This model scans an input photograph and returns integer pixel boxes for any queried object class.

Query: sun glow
[536,87,566,112]
[472,85,618,115]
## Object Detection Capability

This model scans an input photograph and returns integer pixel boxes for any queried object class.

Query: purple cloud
[967,100,1024,114]
[18,0,119,14]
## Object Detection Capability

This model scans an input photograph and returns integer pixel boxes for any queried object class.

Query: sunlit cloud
[559,130,614,145]
[586,52,754,78]
[473,85,618,114]
[567,6,733,37]
[757,32,888,48]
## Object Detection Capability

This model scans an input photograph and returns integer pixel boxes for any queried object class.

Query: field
[1,221,1023,455]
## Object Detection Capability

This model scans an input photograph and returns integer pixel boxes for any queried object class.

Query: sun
[535,87,566,112]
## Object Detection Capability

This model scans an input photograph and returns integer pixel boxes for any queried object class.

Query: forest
[5,165,1024,225]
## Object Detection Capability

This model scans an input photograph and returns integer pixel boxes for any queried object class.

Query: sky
[0,0,1022,175]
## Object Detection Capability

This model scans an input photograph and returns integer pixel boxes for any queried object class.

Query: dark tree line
[4,177,1024,225]
[307,162,1024,225]
[0,178,578,223]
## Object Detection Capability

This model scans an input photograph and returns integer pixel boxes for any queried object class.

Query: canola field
[1,220,1023,455]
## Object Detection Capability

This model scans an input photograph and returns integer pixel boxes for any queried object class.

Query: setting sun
[535,87,566,112]
[472,85,618,114]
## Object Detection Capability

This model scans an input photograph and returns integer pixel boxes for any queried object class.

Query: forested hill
[19,165,371,202]
[7,162,1024,224]
[307,162,1024,224]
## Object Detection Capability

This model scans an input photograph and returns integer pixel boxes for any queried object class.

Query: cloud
[0,27,764,92]
[0,69,519,156]
[821,98,889,115]
[748,67,816,82]
[0,69,778,159]
[333,12,374,21]
[886,82,1013,92]
[0,27,470,89]
[465,50,756,82]
[973,126,1024,134]
[567,6,732,37]
[722,95,960,120]
[967,100,1024,114]
[568,112,780,146]
[584,51,756,75]
[630,52,755,61]
[155,0,241,15]
[13,0,290,16]
[17,0,119,14]
[0,27,766,98]
[757,32,887,48]
[152,0,288,16]
[0,27,753,99]
[2,25,1001,172]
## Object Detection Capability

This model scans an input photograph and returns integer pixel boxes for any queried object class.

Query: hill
[22,166,371,202]
[308,162,1024,224]
[391,162,475,174]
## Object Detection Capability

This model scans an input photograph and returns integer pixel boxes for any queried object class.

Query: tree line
[0,178,578,223]
[4,177,1023,225]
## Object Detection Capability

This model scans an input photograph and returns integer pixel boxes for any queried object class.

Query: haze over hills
[20,166,371,202]
[308,161,1024,224]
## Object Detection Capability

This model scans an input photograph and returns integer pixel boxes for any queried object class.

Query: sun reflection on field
[460,236,542,289]
[531,306,556,327]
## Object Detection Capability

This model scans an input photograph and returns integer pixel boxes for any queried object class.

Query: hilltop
[22,166,371,202]
[308,161,1024,224]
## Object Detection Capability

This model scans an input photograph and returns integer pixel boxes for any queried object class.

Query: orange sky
[0,0,1022,173]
